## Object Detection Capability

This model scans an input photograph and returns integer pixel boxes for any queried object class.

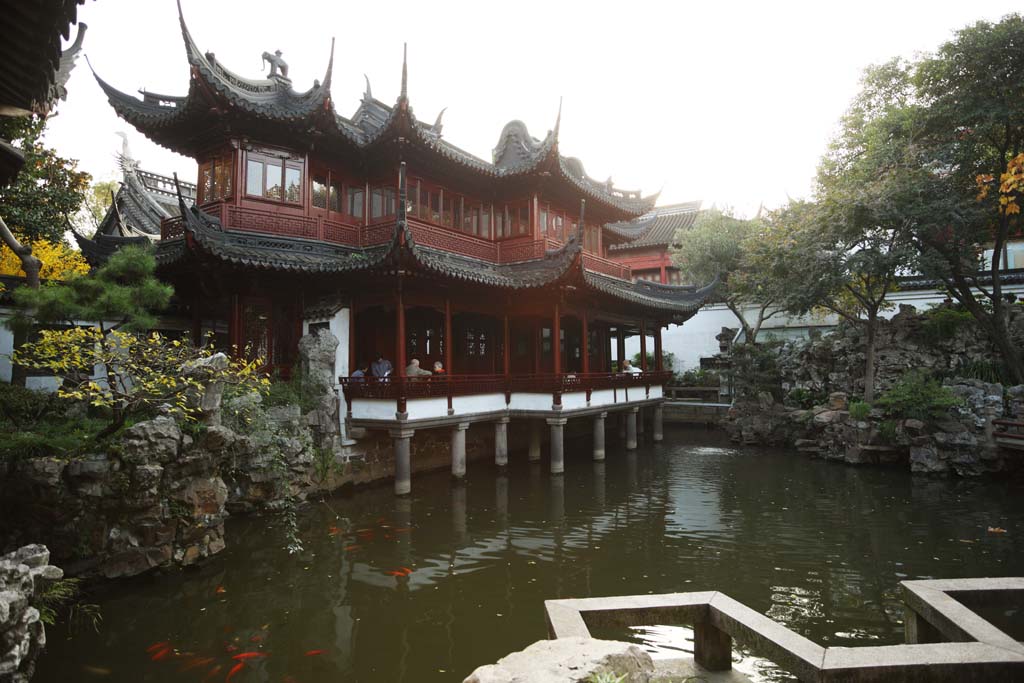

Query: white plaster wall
[590,389,617,408]
[451,393,506,415]
[406,397,449,420]
[649,385,664,399]
[560,391,588,411]
[508,393,553,411]
[351,398,398,420]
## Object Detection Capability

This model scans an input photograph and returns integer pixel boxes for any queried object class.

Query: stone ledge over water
[463,637,656,683]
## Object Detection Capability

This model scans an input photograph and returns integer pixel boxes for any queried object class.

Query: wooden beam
[654,323,663,372]
[581,311,589,374]
[444,295,453,374]
[396,285,406,376]
[640,320,648,371]
[553,300,562,376]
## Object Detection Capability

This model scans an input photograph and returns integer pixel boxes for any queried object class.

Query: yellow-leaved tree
[0,236,89,280]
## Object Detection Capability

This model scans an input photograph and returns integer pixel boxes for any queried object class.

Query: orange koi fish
[393,527,412,533]
[304,649,325,656]
[202,664,223,682]
[400,567,413,575]
[226,662,245,681]
[225,644,239,653]
[387,571,405,577]
[215,586,227,594]
[146,641,171,653]
[344,544,361,552]
[248,635,263,643]
[232,652,267,661]
[180,657,216,672]
[327,526,341,536]
[151,647,173,661]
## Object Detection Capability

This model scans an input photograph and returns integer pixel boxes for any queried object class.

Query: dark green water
[38,428,1024,682]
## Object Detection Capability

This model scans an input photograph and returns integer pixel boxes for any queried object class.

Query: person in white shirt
[621,359,642,374]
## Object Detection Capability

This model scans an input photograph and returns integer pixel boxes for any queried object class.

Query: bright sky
[44,0,1021,218]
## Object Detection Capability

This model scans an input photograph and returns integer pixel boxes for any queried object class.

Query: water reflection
[39,429,1024,683]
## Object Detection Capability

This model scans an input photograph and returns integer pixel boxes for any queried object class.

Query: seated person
[405,357,433,377]
[432,361,446,375]
[621,359,642,374]
[371,353,393,378]
[350,360,369,381]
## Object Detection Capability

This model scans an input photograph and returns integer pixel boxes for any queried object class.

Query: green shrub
[875,371,962,422]
[785,387,826,409]
[849,400,871,420]
[729,342,783,401]
[920,307,975,345]
[679,367,720,387]
[0,384,110,461]
[878,419,898,442]
[955,359,1013,385]
[264,374,325,413]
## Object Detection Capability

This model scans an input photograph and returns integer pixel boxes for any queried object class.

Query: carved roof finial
[400,43,408,101]
[363,74,372,101]
[322,37,335,91]
[553,96,562,141]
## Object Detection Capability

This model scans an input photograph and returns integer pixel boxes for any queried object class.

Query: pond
[38,427,1024,682]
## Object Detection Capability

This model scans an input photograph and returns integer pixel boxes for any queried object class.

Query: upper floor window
[347,185,365,219]
[245,151,303,204]
[198,151,233,203]
[371,186,396,219]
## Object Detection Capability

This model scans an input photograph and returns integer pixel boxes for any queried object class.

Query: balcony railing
[339,371,671,422]
[160,202,632,280]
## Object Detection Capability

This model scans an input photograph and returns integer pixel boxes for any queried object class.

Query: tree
[834,16,1024,383]
[749,201,909,402]
[671,208,780,343]
[77,179,121,236]
[0,116,91,243]
[0,236,89,279]
[13,327,268,439]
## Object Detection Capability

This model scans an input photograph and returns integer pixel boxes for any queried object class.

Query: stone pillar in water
[592,412,606,461]
[626,408,638,450]
[653,403,664,442]
[451,422,469,479]
[528,421,542,462]
[637,407,645,439]
[494,417,509,466]
[547,417,567,474]
[390,428,415,495]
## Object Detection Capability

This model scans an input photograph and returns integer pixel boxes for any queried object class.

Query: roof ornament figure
[432,107,446,136]
[262,50,289,80]
[114,131,139,174]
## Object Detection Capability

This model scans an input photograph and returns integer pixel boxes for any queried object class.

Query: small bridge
[546,577,1024,681]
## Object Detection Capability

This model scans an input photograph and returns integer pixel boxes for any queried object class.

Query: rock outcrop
[725,305,1024,475]
[0,545,62,683]
[463,638,656,683]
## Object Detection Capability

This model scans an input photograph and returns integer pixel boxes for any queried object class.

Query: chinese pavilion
[85,1,715,493]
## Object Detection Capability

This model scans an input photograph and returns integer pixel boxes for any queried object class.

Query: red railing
[159,202,635,281]
[583,252,632,280]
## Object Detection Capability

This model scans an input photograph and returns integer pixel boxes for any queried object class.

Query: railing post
[693,620,732,671]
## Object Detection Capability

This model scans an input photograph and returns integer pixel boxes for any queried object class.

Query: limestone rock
[298,330,339,388]
[121,416,182,464]
[463,638,655,683]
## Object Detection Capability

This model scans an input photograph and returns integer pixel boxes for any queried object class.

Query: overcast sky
[44,0,1021,218]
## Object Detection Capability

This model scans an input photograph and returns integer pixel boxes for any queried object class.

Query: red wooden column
[654,323,663,372]
[581,312,590,374]
[553,301,562,376]
[396,287,407,375]
[348,298,357,378]
[395,285,407,417]
[616,327,626,371]
[503,314,511,377]
[444,296,453,374]
[640,320,648,371]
